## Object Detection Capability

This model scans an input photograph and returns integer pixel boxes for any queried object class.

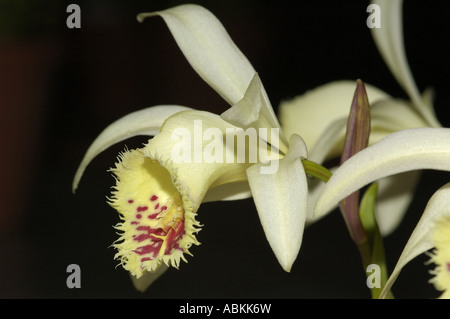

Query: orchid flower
[313,127,450,298]
[73,4,310,291]
[279,0,442,237]
[311,1,449,298]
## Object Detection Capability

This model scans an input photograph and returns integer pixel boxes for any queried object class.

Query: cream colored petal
[370,0,440,127]
[308,117,347,164]
[246,134,308,272]
[72,105,190,193]
[371,98,428,131]
[286,94,428,164]
[142,110,280,211]
[221,73,288,153]
[315,127,450,218]
[375,171,421,236]
[130,265,169,292]
[202,181,251,203]
[138,4,255,106]
[278,81,389,151]
[380,183,450,298]
[368,97,430,157]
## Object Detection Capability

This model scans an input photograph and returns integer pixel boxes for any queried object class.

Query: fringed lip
[109,148,201,278]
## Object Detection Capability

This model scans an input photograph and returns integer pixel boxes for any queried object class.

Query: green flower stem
[303,158,392,299]
[359,182,393,299]
[302,159,332,183]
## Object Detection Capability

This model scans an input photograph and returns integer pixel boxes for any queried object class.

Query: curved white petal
[246,134,308,272]
[138,4,256,106]
[221,73,288,152]
[307,98,426,164]
[315,127,450,218]
[370,98,429,131]
[278,80,389,151]
[308,117,347,164]
[72,105,190,192]
[375,171,421,236]
[380,183,450,298]
[306,171,421,239]
[370,0,440,127]
[142,109,280,210]
[130,265,169,292]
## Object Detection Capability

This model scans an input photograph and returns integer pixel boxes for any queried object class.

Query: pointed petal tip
[136,12,157,23]
[130,265,169,292]
[281,262,292,273]
[275,251,294,273]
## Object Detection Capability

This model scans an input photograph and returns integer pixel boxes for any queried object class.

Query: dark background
[1,0,449,299]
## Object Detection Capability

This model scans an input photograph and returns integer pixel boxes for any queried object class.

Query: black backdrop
[1,0,449,299]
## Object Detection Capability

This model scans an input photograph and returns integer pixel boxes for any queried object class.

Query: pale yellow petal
[375,171,421,236]
[315,127,450,219]
[202,181,251,203]
[221,73,288,152]
[246,134,308,272]
[73,105,190,192]
[370,98,428,132]
[138,4,255,106]
[142,110,280,209]
[278,81,389,151]
[370,0,440,127]
[130,265,169,292]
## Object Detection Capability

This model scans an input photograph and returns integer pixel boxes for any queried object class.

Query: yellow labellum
[109,148,200,278]
[429,217,450,298]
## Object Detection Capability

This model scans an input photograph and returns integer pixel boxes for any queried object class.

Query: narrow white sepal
[72,105,190,192]
[370,0,439,127]
[220,73,286,151]
[246,134,308,272]
[375,171,421,236]
[138,4,256,106]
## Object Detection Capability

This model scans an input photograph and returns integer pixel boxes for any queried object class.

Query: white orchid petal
[202,181,251,203]
[246,134,308,272]
[371,98,428,130]
[308,117,347,164]
[138,4,255,106]
[143,109,280,209]
[278,81,389,151]
[375,171,421,236]
[111,109,270,278]
[306,99,423,164]
[422,87,436,113]
[315,127,450,218]
[307,172,416,233]
[370,0,439,127]
[130,265,169,292]
[380,183,450,298]
[72,105,190,192]
[221,73,288,152]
